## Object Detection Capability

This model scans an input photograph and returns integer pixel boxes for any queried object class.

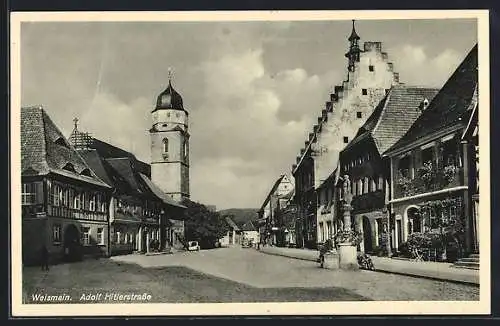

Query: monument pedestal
[338,243,359,270]
[322,250,340,270]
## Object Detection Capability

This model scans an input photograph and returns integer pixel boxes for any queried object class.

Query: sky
[20,18,477,210]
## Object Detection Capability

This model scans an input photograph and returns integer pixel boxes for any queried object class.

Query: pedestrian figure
[41,245,49,271]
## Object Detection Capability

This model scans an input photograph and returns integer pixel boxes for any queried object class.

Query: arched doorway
[362,216,373,253]
[63,224,82,262]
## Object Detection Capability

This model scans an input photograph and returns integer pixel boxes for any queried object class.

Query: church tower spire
[150,69,190,201]
[345,20,361,72]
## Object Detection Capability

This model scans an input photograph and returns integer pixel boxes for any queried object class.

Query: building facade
[21,106,112,265]
[292,21,400,249]
[257,174,294,246]
[339,86,439,254]
[70,123,187,255]
[383,45,478,260]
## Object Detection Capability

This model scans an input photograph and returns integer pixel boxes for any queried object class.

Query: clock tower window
[162,138,169,153]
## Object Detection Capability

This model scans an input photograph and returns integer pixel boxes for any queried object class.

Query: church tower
[150,72,190,201]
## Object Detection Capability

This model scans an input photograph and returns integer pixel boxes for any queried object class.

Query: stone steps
[453,254,479,270]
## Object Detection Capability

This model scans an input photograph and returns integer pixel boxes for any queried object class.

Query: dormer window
[62,163,76,172]
[80,168,92,177]
[54,137,69,148]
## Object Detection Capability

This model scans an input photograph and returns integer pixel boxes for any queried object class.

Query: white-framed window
[370,178,377,192]
[62,189,69,207]
[97,228,104,245]
[378,176,384,190]
[352,181,357,196]
[363,177,369,194]
[21,183,36,205]
[96,194,101,212]
[116,230,121,244]
[89,194,96,211]
[53,224,62,244]
[357,179,363,195]
[81,227,91,246]
[81,192,87,210]
[124,233,128,244]
[52,184,61,206]
[74,192,81,209]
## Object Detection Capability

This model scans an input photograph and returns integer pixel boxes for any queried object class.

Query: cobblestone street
[111,247,478,301]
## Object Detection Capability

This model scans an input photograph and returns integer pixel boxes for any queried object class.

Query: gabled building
[292,21,400,249]
[383,44,478,259]
[70,123,186,255]
[21,106,112,265]
[220,215,241,246]
[339,86,439,253]
[241,220,260,246]
[257,174,294,246]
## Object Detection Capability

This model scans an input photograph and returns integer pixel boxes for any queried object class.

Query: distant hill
[218,208,259,228]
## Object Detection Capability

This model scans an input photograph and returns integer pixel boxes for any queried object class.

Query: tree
[182,199,229,249]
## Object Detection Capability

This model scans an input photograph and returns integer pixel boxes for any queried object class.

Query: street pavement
[112,246,479,301]
[258,246,479,285]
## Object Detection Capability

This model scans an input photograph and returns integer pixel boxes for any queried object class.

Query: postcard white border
[10,10,491,316]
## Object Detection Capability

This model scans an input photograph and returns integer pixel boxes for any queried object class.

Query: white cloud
[391,45,463,87]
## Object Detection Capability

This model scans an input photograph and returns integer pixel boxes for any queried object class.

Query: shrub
[357,253,375,270]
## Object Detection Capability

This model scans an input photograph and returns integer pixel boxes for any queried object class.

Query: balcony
[394,164,464,199]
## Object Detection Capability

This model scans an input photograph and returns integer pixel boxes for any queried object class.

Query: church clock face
[161,94,171,106]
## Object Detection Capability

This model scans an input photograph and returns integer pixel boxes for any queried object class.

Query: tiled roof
[344,86,439,155]
[105,158,146,195]
[137,173,186,209]
[259,174,286,211]
[21,106,110,188]
[385,44,478,155]
[224,216,240,231]
[90,138,151,178]
[318,167,338,190]
[241,220,257,231]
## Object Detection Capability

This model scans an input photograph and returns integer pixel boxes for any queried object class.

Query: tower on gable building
[292,20,401,249]
[150,73,190,202]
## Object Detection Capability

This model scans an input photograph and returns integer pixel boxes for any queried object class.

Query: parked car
[187,241,200,251]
